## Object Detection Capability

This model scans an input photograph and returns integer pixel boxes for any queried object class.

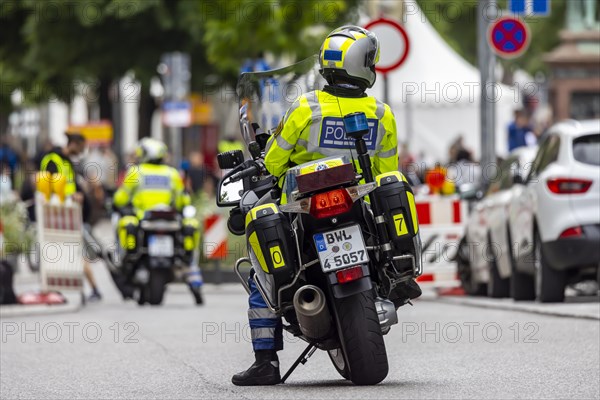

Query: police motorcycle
[105,204,202,306]
[218,56,422,385]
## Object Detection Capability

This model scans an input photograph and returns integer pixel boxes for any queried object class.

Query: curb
[432,296,600,320]
[0,302,81,318]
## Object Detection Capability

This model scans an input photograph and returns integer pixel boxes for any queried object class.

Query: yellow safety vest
[264,90,398,181]
[39,152,77,197]
[113,163,190,218]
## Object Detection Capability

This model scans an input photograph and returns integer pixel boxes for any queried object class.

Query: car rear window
[573,134,600,166]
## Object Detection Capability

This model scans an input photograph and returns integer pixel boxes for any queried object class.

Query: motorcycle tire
[332,289,388,385]
[147,269,169,305]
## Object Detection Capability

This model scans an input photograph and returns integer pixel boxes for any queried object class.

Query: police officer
[114,138,190,219]
[232,25,421,386]
[39,133,102,301]
[113,138,201,299]
[113,138,195,247]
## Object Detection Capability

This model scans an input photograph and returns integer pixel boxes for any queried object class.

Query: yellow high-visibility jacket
[39,150,77,197]
[264,89,398,181]
[113,163,190,218]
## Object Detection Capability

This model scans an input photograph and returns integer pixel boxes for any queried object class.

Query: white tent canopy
[367,1,517,163]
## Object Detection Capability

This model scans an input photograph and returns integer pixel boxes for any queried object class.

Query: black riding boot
[231,350,281,386]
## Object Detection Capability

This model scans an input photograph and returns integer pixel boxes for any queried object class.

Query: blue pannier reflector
[324,50,342,61]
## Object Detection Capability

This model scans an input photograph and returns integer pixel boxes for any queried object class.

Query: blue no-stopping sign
[488,17,530,59]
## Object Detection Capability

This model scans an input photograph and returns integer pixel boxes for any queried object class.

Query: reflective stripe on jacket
[264,90,398,180]
[113,163,190,216]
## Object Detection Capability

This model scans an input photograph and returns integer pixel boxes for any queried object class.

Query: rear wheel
[332,290,388,385]
[507,225,535,301]
[147,269,170,305]
[457,238,487,296]
[534,231,566,303]
[487,236,510,298]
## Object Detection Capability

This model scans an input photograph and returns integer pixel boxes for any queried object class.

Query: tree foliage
[0,0,358,113]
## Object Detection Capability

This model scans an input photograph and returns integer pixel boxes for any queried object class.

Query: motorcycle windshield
[236,55,325,145]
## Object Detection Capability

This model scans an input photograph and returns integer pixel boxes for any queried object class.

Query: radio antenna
[335,90,358,174]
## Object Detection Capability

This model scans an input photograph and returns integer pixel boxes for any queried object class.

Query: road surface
[1,263,599,399]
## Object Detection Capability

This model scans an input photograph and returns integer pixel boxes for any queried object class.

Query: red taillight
[336,266,364,284]
[559,226,583,238]
[417,273,434,282]
[547,178,592,194]
[309,189,352,219]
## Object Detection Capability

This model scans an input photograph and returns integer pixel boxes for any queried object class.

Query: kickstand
[280,342,317,384]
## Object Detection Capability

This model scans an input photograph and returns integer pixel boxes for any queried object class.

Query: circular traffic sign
[364,18,410,74]
[488,17,530,59]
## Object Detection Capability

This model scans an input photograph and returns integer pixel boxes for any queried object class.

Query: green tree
[198,0,358,85]
[0,0,359,121]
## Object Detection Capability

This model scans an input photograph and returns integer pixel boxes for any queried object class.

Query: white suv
[507,119,600,302]
[457,147,537,297]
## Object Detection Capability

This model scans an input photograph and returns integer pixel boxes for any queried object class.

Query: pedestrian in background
[185,151,207,195]
[0,136,20,190]
[508,109,534,151]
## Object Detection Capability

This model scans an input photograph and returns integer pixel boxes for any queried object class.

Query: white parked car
[507,119,600,302]
[457,146,538,296]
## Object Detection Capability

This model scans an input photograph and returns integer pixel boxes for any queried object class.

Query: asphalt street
[1,259,599,400]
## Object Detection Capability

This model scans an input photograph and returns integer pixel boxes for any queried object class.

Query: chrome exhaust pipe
[375,298,398,335]
[293,285,332,340]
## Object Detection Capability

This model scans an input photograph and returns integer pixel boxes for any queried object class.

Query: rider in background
[232,25,422,386]
[112,138,200,299]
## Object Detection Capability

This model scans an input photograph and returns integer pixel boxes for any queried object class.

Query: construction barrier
[203,214,227,260]
[415,194,467,289]
[35,193,84,292]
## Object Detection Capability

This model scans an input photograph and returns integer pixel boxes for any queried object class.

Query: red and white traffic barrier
[35,193,84,293]
[203,214,228,260]
[416,196,466,226]
[415,195,467,290]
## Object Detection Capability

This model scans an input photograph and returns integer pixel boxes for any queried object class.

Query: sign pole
[478,0,496,187]
[405,85,414,146]
[383,73,389,105]
[159,52,191,169]
[170,126,182,168]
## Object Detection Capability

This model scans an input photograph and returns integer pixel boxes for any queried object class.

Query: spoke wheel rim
[329,348,345,370]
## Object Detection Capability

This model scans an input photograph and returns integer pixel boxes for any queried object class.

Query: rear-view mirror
[217,176,244,206]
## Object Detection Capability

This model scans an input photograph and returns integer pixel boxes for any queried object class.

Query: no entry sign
[364,18,410,74]
[488,17,530,59]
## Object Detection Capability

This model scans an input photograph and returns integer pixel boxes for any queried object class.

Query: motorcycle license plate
[148,235,174,257]
[313,225,369,272]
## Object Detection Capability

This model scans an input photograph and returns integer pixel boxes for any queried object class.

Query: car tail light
[336,266,364,284]
[559,226,583,238]
[547,178,592,194]
[309,189,352,219]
